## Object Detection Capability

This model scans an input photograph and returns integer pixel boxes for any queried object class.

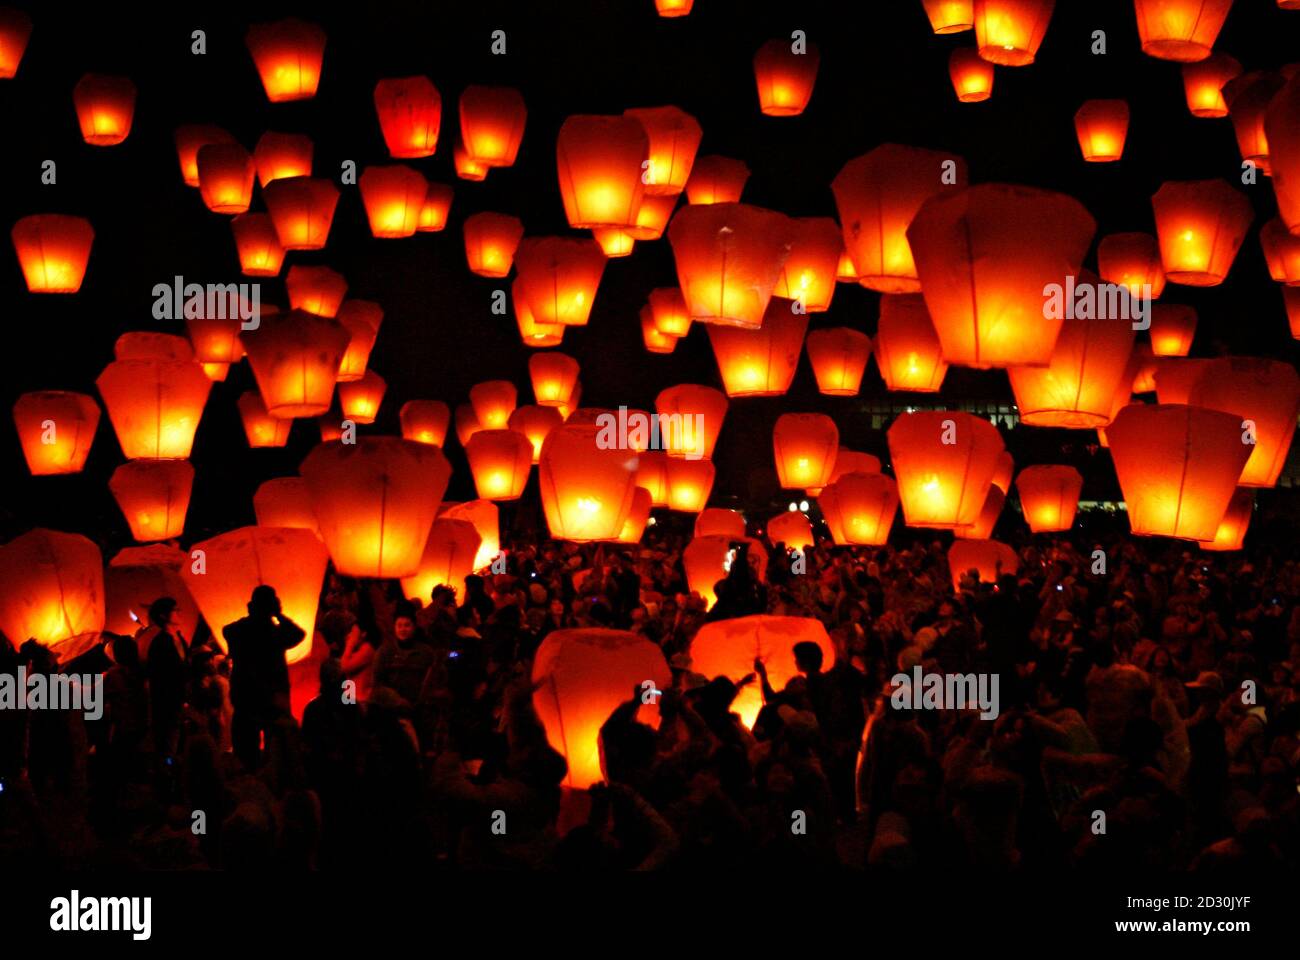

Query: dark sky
[2,0,1299,553]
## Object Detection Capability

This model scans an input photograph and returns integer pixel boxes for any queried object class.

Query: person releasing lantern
[231,213,285,277]
[888,410,1005,528]
[538,423,639,541]
[12,214,94,293]
[1015,465,1083,532]
[400,518,482,602]
[805,327,871,396]
[238,390,292,447]
[972,0,1055,66]
[459,85,526,168]
[109,460,193,542]
[399,399,450,446]
[73,73,136,146]
[1151,179,1253,286]
[1133,0,1233,62]
[263,177,340,250]
[1188,357,1300,488]
[13,390,100,475]
[245,18,325,102]
[463,213,524,278]
[466,429,533,501]
[949,48,994,102]
[819,473,900,546]
[337,370,386,425]
[96,358,212,459]
[105,546,199,641]
[707,303,809,397]
[241,309,350,418]
[373,76,440,159]
[874,295,949,393]
[684,155,750,205]
[752,37,819,116]
[0,529,104,656]
[1074,99,1130,162]
[772,413,838,489]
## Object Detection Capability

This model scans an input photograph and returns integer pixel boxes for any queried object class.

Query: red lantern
[1286,287,1300,338]
[954,485,1005,540]
[514,237,607,327]
[696,508,746,540]
[196,143,255,215]
[286,264,347,317]
[1152,179,1253,286]
[555,115,648,229]
[466,429,533,501]
[359,165,427,238]
[973,0,1055,66]
[707,302,808,397]
[683,536,765,610]
[1226,71,1286,176]
[0,529,103,655]
[924,0,975,33]
[338,370,386,424]
[1129,343,1158,394]
[457,401,483,445]
[949,47,995,102]
[624,106,701,195]
[263,177,340,250]
[418,183,454,232]
[1182,53,1242,117]
[399,399,450,447]
[649,287,691,338]
[529,352,580,407]
[96,359,211,459]
[1153,357,1215,404]
[335,299,383,382]
[514,281,566,348]
[1200,488,1253,551]
[241,309,350,418]
[469,380,517,430]
[374,76,440,159]
[253,477,320,536]
[874,295,948,393]
[454,139,488,181]
[12,214,94,293]
[947,539,1019,589]
[820,473,899,546]
[752,38,819,116]
[73,73,136,146]
[665,458,716,512]
[617,488,654,544]
[1188,357,1300,488]
[175,125,236,187]
[810,448,882,497]
[1134,0,1232,62]
[1267,71,1300,233]
[594,228,635,259]
[110,460,193,542]
[245,18,325,102]
[231,213,285,276]
[635,451,670,507]
[655,383,728,459]
[1074,99,1130,162]
[1015,465,1082,532]
[641,306,678,353]
[1148,304,1198,356]
[14,391,100,475]
[773,413,838,488]
[238,390,292,447]
[464,212,524,277]
[685,155,750,205]
[805,327,871,396]
[0,7,32,78]
[115,331,193,361]
[508,405,564,463]
[766,511,814,552]
[441,500,500,572]
[1098,232,1166,299]
[888,410,1004,528]
[1260,218,1300,284]
[773,217,841,312]
[655,0,694,16]
[625,194,678,241]
[459,85,526,168]
[538,423,639,541]
[990,450,1014,493]
[401,518,482,602]
[253,131,313,186]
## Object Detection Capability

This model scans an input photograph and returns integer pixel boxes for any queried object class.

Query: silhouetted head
[248,585,279,618]
[149,596,180,628]
[793,641,824,675]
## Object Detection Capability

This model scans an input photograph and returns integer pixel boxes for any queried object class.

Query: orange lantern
[194,143,254,215]
[455,403,483,448]
[514,237,607,327]
[11,214,94,293]
[888,410,1004,528]
[1182,52,1242,117]
[707,303,808,397]
[73,73,135,146]
[454,139,488,180]
[635,451,670,507]
[508,405,563,463]
[238,390,291,447]
[616,488,654,544]
[318,415,343,443]
[947,539,1019,589]
[641,306,678,353]
[973,0,1055,66]
[514,282,566,348]
[665,457,716,512]
[625,194,678,241]
[96,359,211,459]
[594,228,635,259]
[1267,72,1300,233]
[682,535,737,609]
[114,331,193,361]
[752,38,819,116]
[1153,357,1215,404]
[874,295,949,393]
[1286,287,1300,338]
[806,327,871,396]
[175,125,236,187]
[1225,71,1285,175]
[0,529,103,654]
[696,508,746,540]
[109,460,193,542]
[773,217,841,312]
[241,309,350,418]
[463,212,524,277]
[399,399,450,446]
[253,131,313,186]
[555,115,648,229]
[1200,488,1253,551]
[1260,219,1300,284]
[263,177,339,250]
[1148,304,1198,356]
[14,391,99,475]
[685,155,750,205]
[1130,342,1159,393]
[467,429,533,501]
[530,352,580,406]
[231,213,285,276]
[773,413,838,488]
[925,0,975,32]
[811,448,882,497]
[649,288,691,338]
[245,18,325,102]
[335,299,383,382]
[656,0,694,15]
[1074,99,1130,162]
[949,47,995,102]
[441,500,500,572]
[253,477,320,536]
[990,450,1015,494]
[469,380,517,430]
[418,183,454,232]
[359,165,427,238]
[538,423,639,541]
[1134,0,1232,62]
[820,473,899,545]
[556,384,581,420]
[459,85,526,168]
[531,628,670,789]
[1189,357,1300,487]
[623,105,701,196]
[338,369,386,424]
[1098,232,1166,299]
[953,484,1005,540]
[1015,465,1082,532]
[766,510,814,552]
[655,383,728,459]
[105,545,199,641]
[286,264,347,317]
[203,363,230,382]
[0,7,32,78]
[400,518,481,602]
[373,76,440,159]
[1152,179,1253,286]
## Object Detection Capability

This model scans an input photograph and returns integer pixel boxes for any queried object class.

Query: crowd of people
[2,517,1300,873]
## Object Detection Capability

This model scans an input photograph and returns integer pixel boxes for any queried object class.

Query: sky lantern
[373,76,440,158]
[337,369,386,424]
[1074,99,1130,162]
[752,37,819,116]
[773,217,841,312]
[556,384,582,420]
[624,194,678,242]
[455,403,482,448]
[1133,0,1232,62]
[684,155,750,205]
[174,125,236,187]
[11,214,94,293]
[1108,403,1250,540]
[0,529,103,655]
[819,473,899,546]
[649,287,691,338]
[253,477,320,536]
[655,383,728,459]
[203,363,230,382]
[707,303,808,397]
[910,183,1095,368]
[231,213,285,276]
[696,507,746,540]
[1148,304,1198,356]
[924,0,975,32]
[947,539,1019,589]
[513,237,607,326]
[241,309,350,418]
[96,359,211,459]
[253,131,313,186]
[284,267,346,321]
[1200,488,1253,551]
[454,139,488,180]
[1225,71,1285,175]
[418,183,454,232]
[832,145,968,295]
[359,165,427,238]
[114,331,194,361]
[73,73,136,146]
[972,0,1055,66]
[1188,357,1300,487]
[335,299,383,382]
[514,282,566,347]
[683,535,737,609]
[806,327,871,396]
[245,18,325,102]
[0,7,32,78]
[263,177,339,250]
[641,306,678,353]
[1015,465,1082,532]
[196,143,255,215]
[463,212,524,277]
[809,448,882,496]
[688,616,832,729]
[508,404,563,463]
[1286,287,1300,338]
[954,484,1005,540]
[105,546,199,641]
[469,379,517,429]
[238,390,292,447]
[1098,232,1166,299]
[538,423,639,541]
[665,457,716,512]
[773,413,838,488]
[318,415,343,443]
[874,295,948,393]
[400,518,481,602]
[624,106,701,196]
[616,488,654,544]
[766,510,814,551]
[109,460,193,542]
[531,628,670,789]
[594,228,636,259]
[888,410,1004,528]
[655,0,694,15]
[459,85,526,168]
[300,437,451,579]
[467,429,533,500]
[1260,219,1300,283]
[529,352,581,406]
[1267,72,1300,234]
[949,48,995,102]
[441,500,500,572]
[1153,357,1215,404]
[14,391,99,475]
[399,399,450,447]
[1152,179,1252,286]
[1128,342,1157,393]
[990,450,1014,494]
[1182,52,1241,117]
[635,450,670,507]
[555,114,648,230]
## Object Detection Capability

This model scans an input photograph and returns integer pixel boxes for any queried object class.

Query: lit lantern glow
[752,38,819,116]
[263,177,340,250]
[874,295,948,393]
[12,214,94,293]
[508,405,563,463]
[908,183,1096,368]
[888,410,1004,528]
[335,299,383,382]
[641,306,678,353]
[0,7,32,78]
[689,616,832,729]
[195,143,254,215]
[1267,72,1300,234]
[973,0,1055,66]
[1286,287,1300,338]
[454,139,488,180]
[399,400,450,446]
[832,145,969,295]
[656,0,694,16]
[773,413,838,488]
[924,0,975,33]
[1188,357,1300,488]
[441,500,500,572]
[624,106,701,196]
[555,115,648,229]
[1108,403,1250,539]
[467,429,533,500]
[1129,343,1159,394]
[175,125,236,187]
[1227,71,1288,178]
[105,546,199,641]
[203,363,230,381]
[514,281,566,348]
[696,508,746,540]
[241,309,350,418]
[556,384,581,420]
[253,477,321,536]
[338,369,386,424]
[286,264,347,317]
[1182,53,1242,117]
[766,510,814,551]
[359,165,427,238]
[318,416,343,443]
[529,352,580,407]
[400,518,481,602]
[455,404,482,448]
[231,213,285,276]
[1260,219,1300,284]
[73,73,136,146]
[625,194,678,241]
[115,332,194,361]
[655,383,728,459]
[949,47,995,102]
[459,85,526,168]
[1134,0,1232,62]
[683,535,739,609]
[1074,99,1130,162]
[109,460,193,542]
[0,529,103,654]
[373,76,440,159]
[594,228,635,259]
[649,288,691,338]
[96,359,211,459]
[1153,357,1215,404]
[1152,179,1253,286]
[806,327,871,396]
[464,212,524,277]
[953,484,1005,540]
[820,473,899,546]
[469,380,517,430]
[635,451,670,507]
[773,217,841,312]
[538,423,639,541]
[1098,232,1166,299]
[685,155,750,205]
[990,450,1014,493]
[1200,488,1253,551]
[182,526,325,664]
[532,628,670,789]
[1015,465,1082,532]
[665,457,716,512]
[707,303,808,397]
[253,131,313,187]
[810,448,882,497]
[14,391,99,475]
[245,18,325,102]
[300,437,451,578]
[514,237,607,326]
[617,488,654,544]
[947,539,1019,589]
[417,183,454,232]
[238,390,292,447]
[1148,304,1198,356]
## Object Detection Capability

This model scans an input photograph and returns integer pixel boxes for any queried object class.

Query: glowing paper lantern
[949,48,995,102]
[1200,488,1253,551]
[514,283,566,348]
[418,183,454,232]
[538,423,639,541]
[1098,232,1166,299]
[990,450,1014,493]
[231,213,285,276]
[253,131,313,187]
[952,484,1004,540]
[263,177,340,250]
[466,429,533,501]
[685,155,750,205]
[683,535,736,609]
[908,184,1096,368]
[947,539,1019,589]
[820,473,899,546]
[96,359,211,459]
[752,38,819,116]
[665,458,716,513]
[374,76,440,159]
[635,451,670,507]
[245,18,325,102]
[203,363,230,382]
[105,545,199,640]
[454,140,487,180]
[766,510,813,551]
[11,214,94,293]
[649,288,691,337]
[358,165,427,238]
[773,217,841,312]
[115,332,193,361]
[0,529,103,655]
[973,0,1055,66]
[1260,219,1300,283]
[197,143,254,214]
[624,106,701,195]
[460,85,526,167]
[888,411,1004,528]
[1188,357,1300,487]
[641,307,678,353]
[338,370,386,424]
[656,0,694,16]
[175,125,236,187]
[594,229,635,259]
[335,299,383,382]
[455,403,482,448]
[1148,304,1197,356]
[109,460,192,542]
[924,0,975,33]
[0,7,32,78]
[625,194,677,241]
[655,383,728,459]
[1074,99,1130,162]
[253,477,320,535]
[508,405,563,463]
[1226,71,1285,176]
[531,628,670,789]
[1152,180,1253,286]
[1134,0,1232,62]
[874,295,948,393]
[1153,357,1215,404]
[318,416,343,443]
[1286,287,1300,338]
[806,327,871,396]
[555,115,647,230]
[530,352,580,406]
[695,508,746,540]
[617,488,653,544]
[400,518,481,601]
[707,303,808,397]
[514,237,607,326]
[1129,344,1158,393]
[1182,53,1242,117]
[185,308,245,368]
[810,449,882,497]
[241,309,350,418]
[14,391,99,475]
[238,390,292,447]
[1267,71,1300,234]
[1015,465,1082,532]
[464,213,524,277]
[73,73,135,146]
[399,399,450,446]
[469,380,517,430]
[441,500,500,571]
[773,413,838,489]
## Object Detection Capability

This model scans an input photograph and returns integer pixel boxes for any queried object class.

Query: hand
[752,657,767,676]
